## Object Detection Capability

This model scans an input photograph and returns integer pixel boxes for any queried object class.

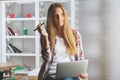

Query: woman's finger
[80,73,88,79]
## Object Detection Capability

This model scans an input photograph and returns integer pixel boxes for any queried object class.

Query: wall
[103,0,120,80]
[0,1,2,62]
[75,0,120,80]
[75,0,103,79]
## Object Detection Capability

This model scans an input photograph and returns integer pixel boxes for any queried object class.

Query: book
[7,27,15,36]
[7,28,13,36]
[9,44,22,53]
[12,46,22,53]
[7,44,15,53]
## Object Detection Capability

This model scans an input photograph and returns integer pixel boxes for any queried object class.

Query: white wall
[0,1,2,62]
[103,0,120,80]
[75,0,103,80]
[76,0,120,80]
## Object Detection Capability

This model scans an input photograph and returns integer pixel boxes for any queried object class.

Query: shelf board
[6,18,35,21]
[39,17,46,20]
[38,0,69,2]
[3,0,35,3]
[6,36,36,38]
[6,53,36,56]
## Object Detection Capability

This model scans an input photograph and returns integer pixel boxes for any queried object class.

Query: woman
[37,3,88,80]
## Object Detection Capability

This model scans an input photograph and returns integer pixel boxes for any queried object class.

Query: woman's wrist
[45,36,49,48]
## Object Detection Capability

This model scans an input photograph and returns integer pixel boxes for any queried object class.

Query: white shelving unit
[2,0,75,74]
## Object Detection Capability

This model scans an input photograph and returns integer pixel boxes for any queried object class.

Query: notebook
[56,59,88,79]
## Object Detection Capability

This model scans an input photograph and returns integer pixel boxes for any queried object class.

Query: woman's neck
[57,28,63,38]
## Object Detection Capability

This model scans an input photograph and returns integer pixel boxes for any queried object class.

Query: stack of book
[7,43,22,53]
[7,27,15,36]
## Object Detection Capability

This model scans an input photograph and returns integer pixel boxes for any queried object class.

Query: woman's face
[53,7,64,29]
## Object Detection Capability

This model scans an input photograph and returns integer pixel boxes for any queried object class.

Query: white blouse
[48,36,74,78]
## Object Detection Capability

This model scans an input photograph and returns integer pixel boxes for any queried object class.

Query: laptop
[56,59,88,79]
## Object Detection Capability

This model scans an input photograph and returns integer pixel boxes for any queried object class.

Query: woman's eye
[53,14,57,17]
[61,13,64,16]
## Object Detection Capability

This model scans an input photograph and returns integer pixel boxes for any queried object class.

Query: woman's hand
[79,73,88,79]
[37,23,48,37]
[37,23,49,48]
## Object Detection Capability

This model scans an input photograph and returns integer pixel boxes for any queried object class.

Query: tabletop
[0,63,19,69]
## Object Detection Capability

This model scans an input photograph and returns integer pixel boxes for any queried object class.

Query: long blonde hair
[46,3,77,55]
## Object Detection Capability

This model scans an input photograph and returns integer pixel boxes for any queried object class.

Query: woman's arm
[38,36,52,80]
[74,31,88,79]
[37,25,52,80]
[75,31,84,60]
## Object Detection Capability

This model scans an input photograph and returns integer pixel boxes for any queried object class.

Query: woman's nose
[57,15,62,20]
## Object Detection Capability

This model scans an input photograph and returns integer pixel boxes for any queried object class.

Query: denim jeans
[44,75,79,80]
[58,77,79,80]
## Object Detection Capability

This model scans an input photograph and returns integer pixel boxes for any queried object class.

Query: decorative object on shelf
[9,13,14,18]
[23,28,28,36]
[26,12,31,18]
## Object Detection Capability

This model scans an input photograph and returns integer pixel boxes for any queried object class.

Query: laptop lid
[56,59,88,79]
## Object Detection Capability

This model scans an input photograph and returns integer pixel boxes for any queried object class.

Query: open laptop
[56,59,88,79]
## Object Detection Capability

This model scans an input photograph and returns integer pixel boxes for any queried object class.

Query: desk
[0,63,19,69]
[0,63,19,78]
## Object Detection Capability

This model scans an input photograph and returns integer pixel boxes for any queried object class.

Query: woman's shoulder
[72,29,81,36]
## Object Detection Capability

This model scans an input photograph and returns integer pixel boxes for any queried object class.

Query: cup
[26,12,31,18]
[23,28,28,36]
[9,13,14,18]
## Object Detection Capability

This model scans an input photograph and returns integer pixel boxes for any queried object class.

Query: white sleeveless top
[48,36,74,78]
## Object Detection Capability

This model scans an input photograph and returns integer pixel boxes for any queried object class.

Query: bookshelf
[1,0,75,74]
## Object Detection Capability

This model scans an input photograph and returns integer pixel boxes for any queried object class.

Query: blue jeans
[44,75,79,80]
[58,77,79,80]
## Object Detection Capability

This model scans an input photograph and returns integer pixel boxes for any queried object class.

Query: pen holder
[23,28,28,36]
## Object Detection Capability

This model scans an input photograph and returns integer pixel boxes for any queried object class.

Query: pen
[33,22,44,31]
